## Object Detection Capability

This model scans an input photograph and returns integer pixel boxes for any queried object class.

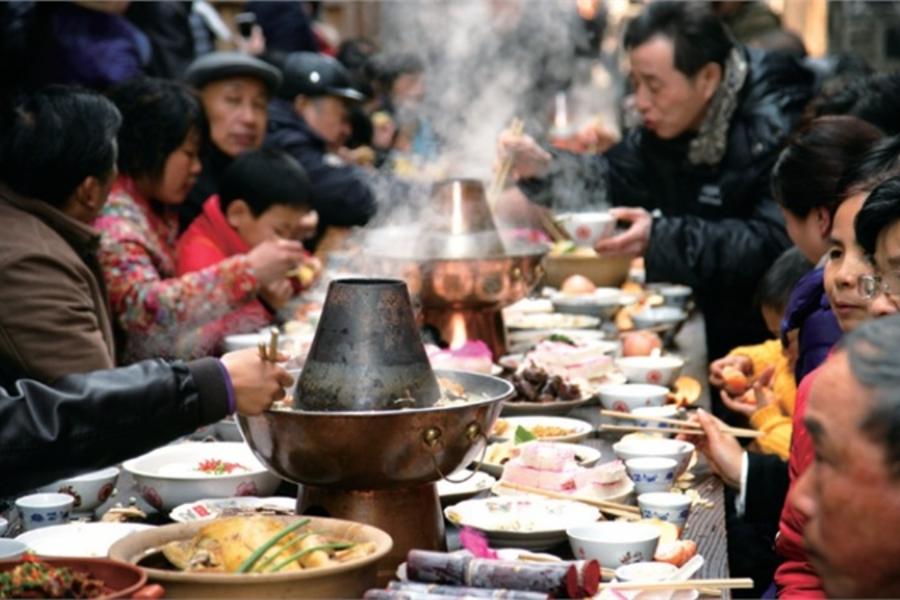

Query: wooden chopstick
[494,480,641,519]
[601,410,763,439]
[489,117,525,209]
[600,423,763,439]
[258,328,280,362]
[603,577,754,591]
[538,208,572,242]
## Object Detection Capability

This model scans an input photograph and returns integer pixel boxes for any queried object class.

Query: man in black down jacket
[1,347,292,497]
[265,52,377,245]
[501,2,815,363]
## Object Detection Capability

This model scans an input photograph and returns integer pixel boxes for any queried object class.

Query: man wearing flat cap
[265,51,377,247]
[180,51,282,230]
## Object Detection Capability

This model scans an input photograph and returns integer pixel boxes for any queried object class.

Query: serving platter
[444,497,600,550]
[491,416,593,444]
[436,469,497,505]
[505,313,600,331]
[476,441,601,478]
[15,522,153,558]
[169,496,297,523]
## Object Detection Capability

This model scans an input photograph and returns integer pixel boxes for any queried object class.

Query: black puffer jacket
[0,357,229,497]
[521,48,815,360]
[264,98,377,234]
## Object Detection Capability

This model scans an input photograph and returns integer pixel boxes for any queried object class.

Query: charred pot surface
[239,370,512,489]
[294,278,441,412]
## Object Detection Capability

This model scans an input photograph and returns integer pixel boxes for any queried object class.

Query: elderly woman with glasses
[856,175,900,317]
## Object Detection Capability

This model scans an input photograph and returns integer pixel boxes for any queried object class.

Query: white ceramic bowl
[16,493,75,531]
[551,288,636,319]
[567,521,661,568]
[613,438,695,477]
[37,466,119,513]
[625,457,678,494]
[630,405,682,434]
[638,492,692,533]
[615,560,679,582]
[557,211,616,247]
[0,539,27,560]
[598,383,669,412]
[658,285,692,309]
[616,355,685,387]
[122,442,281,512]
[631,307,687,331]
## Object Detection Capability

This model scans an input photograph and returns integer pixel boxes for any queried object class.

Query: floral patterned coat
[95,177,259,361]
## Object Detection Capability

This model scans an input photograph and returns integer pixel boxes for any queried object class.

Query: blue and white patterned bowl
[638,491,692,533]
[15,493,74,531]
[625,457,678,494]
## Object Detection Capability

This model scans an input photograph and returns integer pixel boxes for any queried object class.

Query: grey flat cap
[184,51,282,95]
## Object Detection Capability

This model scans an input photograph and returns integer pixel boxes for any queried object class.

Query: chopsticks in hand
[258,327,280,362]
[599,410,762,439]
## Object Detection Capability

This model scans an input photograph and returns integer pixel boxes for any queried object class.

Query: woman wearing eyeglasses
[856,175,900,318]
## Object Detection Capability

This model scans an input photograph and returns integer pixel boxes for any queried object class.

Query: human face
[790,352,900,598]
[781,206,830,264]
[228,201,310,248]
[628,36,719,140]
[200,77,268,157]
[866,220,900,317]
[149,131,202,206]
[392,72,425,109]
[303,97,351,151]
[823,193,871,332]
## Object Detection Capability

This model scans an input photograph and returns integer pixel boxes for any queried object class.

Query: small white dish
[625,457,678,494]
[613,438,695,477]
[567,521,661,568]
[615,560,679,582]
[556,212,616,247]
[15,522,153,557]
[630,405,682,433]
[445,496,600,550]
[16,493,74,531]
[615,355,685,387]
[436,470,497,505]
[491,416,593,444]
[631,307,687,331]
[638,491,692,533]
[169,496,297,523]
[37,466,119,514]
[598,383,669,413]
[0,539,28,560]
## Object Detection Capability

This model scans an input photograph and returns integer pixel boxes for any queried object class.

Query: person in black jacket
[499,2,815,363]
[265,52,377,247]
[1,347,292,497]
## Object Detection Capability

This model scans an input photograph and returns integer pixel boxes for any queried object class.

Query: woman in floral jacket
[95,77,308,361]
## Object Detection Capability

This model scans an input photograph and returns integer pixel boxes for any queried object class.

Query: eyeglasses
[858,273,900,301]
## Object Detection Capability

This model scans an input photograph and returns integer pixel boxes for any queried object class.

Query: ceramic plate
[491,477,635,505]
[491,416,593,444]
[477,442,602,478]
[505,313,600,331]
[15,522,153,558]
[501,394,594,416]
[436,470,497,505]
[444,497,600,550]
[169,496,297,523]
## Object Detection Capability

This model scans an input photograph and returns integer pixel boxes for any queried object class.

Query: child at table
[177,148,319,355]
[707,247,812,459]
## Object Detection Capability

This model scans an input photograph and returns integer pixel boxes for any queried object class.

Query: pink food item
[425,341,493,374]
[526,341,613,381]
[574,460,631,500]
[518,443,579,471]
[501,461,580,492]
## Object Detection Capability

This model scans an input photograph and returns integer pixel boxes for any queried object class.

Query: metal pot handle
[423,423,488,484]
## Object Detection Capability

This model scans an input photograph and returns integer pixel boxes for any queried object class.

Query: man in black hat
[180,51,283,230]
[265,51,377,246]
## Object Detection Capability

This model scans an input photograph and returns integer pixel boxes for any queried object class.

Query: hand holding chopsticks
[600,409,763,439]
[489,117,525,208]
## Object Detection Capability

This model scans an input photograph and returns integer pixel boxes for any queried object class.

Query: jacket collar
[194,195,251,256]
[268,97,327,151]
[0,185,100,255]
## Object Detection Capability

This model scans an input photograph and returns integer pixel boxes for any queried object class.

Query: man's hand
[496,131,552,180]
[220,348,294,415]
[594,207,651,257]
[258,279,293,311]
[709,355,753,388]
[678,409,743,489]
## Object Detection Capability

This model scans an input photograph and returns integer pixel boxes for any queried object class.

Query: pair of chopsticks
[488,117,525,209]
[494,480,641,520]
[257,327,280,362]
[603,578,753,592]
[538,209,572,243]
[600,410,763,439]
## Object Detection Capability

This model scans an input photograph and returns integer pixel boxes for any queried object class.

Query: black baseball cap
[278,52,365,102]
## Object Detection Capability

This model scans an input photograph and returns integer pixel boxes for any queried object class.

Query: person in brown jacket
[0,86,122,388]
